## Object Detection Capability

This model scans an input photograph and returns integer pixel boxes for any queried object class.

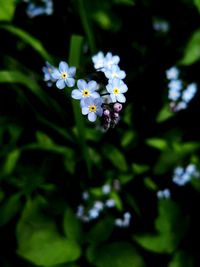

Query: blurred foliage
[1,0,200,267]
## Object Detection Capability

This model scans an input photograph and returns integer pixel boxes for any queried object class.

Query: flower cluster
[166,66,197,112]
[76,182,131,228]
[23,0,53,18]
[157,188,171,199]
[42,51,128,129]
[172,164,200,186]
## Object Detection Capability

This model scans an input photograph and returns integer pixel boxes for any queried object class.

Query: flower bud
[113,102,122,112]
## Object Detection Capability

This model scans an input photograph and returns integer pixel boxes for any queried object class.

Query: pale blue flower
[81,97,103,122]
[157,188,171,199]
[102,184,111,194]
[166,67,179,80]
[182,83,197,103]
[104,65,126,80]
[92,51,105,70]
[104,52,120,69]
[26,0,53,18]
[168,79,182,91]
[71,79,100,106]
[42,61,56,86]
[168,87,181,101]
[106,78,128,103]
[51,61,76,89]
[105,199,115,208]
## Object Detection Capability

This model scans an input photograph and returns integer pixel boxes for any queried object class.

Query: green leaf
[87,218,114,244]
[0,25,52,62]
[87,242,146,267]
[3,149,20,176]
[0,0,16,21]
[133,200,189,253]
[194,0,200,13]
[168,250,195,267]
[180,30,200,65]
[146,138,168,151]
[156,104,174,123]
[16,197,81,266]
[132,163,150,174]
[36,131,54,146]
[102,144,128,172]
[63,208,82,243]
[0,193,21,226]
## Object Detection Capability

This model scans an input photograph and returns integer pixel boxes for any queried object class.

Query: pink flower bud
[113,102,122,112]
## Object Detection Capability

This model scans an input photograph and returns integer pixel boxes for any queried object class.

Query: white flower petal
[71,89,82,99]
[66,78,75,87]
[88,112,97,122]
[56,79,65,89]
[59,61,68,72]
[51,69,61,79]
[117,93,126,103]
[82,106,89,115]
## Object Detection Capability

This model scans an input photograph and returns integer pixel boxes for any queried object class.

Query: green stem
[68,35,92,178]
[77,0,96,54]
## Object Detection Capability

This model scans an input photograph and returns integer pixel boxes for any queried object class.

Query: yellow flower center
[89,105,97,112]
[61,72,68,79]
[82,89,90,97]
[113,87,119,95]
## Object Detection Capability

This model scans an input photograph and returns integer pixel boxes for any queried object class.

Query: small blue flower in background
[115,212,132,228]
[172,164,200,186]
[81,97,103,122]
[42,61,56,86]
[106,78,128,103]
[157,188,171,199]
[166,66,179,80]
[166,66,198,112]
[181,83,197,103]
[24,0,53,18]
[51,61,76,89]
[71,79,100,106]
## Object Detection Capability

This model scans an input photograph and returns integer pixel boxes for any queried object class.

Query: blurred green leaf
[180,29,200,65]
[63,208,82,243]
[0,193,21,226]
[194,0,200,13]
[146,138,168,151]
[132,163,150,174]
[156,104,174,123]
[102,144,128,172]
[2,149,20,176]
[17,197,81,266]
[168,250,194,267]
[0,25,52,61]
[36,131,54,146]
[133,200,189,253]
[87,218,114,244]
[87,242,146,267]
[144,177,158,191]
[113,0,135,5]
[0,0,16,21]
[121,130,136,148]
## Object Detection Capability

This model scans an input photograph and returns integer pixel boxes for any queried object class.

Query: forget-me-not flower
[104,65,126,80]
[71,79,100,106]
[106,78,128,103]
[81,97,103,122]
[92,51,105,70]
[166,66,179,80]
[51,61,76,89]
